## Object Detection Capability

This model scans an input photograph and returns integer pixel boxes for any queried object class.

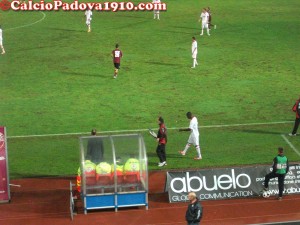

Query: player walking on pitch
[156,117,167,167]
[179,112,202,160]
[112,44,123,79]
[0,25,6,55]
[206,7,216,30]
[199,8,210,36]
[153,0,161,20]
[289,96,300,136]
[191,37,198,68]
[85,9,92,32]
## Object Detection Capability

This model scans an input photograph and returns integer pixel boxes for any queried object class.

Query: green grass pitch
[0,0,300,178]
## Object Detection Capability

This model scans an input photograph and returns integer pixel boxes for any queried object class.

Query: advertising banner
[0,126,10,203]
[166,164,300,203]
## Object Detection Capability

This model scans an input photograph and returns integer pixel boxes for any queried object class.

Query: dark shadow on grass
[10,173,73,179]
[171,25,197,30]
[48,27,85,33]
[240,129,283,135]
[148,162,159,166]
[147,152,157,157]
[115,13,146,19]
[63,72,109,79]
[148,151,184,159]
[115,19,150,29]
[161,30,194,35]
[168,153,186,159]
[15,45,54,52]
[145,61,178,66]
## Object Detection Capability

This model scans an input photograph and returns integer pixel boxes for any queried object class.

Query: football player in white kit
[0,25,5,55]
[191,37,198,68]
[179,112,202,160]
[153,0,160,20]
[85,10,92,32]
[199,8,210,36]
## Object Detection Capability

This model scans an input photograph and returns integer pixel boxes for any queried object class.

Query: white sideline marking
[281,134,300,157]
[7,121,293,139]
[4,12,46,31]
[200,120,292,128]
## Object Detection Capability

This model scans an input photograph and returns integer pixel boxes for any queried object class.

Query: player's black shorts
[114,63,120,69]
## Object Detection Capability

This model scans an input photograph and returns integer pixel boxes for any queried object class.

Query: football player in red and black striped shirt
[156,117,167,167]
[112,44,123,79]
[206,7,216,30]
[289,96,300,136]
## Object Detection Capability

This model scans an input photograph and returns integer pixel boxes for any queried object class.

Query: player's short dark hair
[91,129,97,135]
[116,44,119,48]
[186,112,192,119]
[192,36,196,40]
[278,147,284,153]
[158,116,164,124]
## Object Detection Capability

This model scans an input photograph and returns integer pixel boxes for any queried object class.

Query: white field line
[281,134,300,157]
[4,12,46,31]
[7,121,293,139]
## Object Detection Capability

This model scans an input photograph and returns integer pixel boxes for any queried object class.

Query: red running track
[0,171,299,225]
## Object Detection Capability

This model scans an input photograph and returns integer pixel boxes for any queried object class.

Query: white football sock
[196,146,201,158]
[183,144,191,153]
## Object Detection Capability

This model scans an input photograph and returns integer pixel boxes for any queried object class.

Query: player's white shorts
[188,133,199,146]
[0,39,2,46]
[86,18,91,26]
[202,23,208,29]
[192,52,197,59]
